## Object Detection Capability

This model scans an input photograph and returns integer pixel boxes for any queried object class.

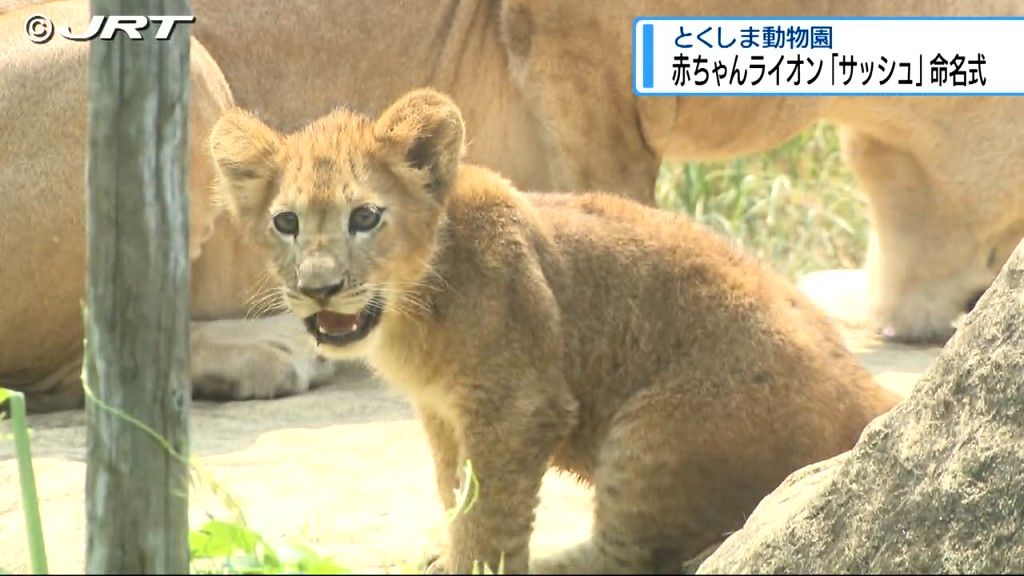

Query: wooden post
[85,0,192,572]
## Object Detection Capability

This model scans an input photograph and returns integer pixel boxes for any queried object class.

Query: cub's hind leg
[533,382,809,574]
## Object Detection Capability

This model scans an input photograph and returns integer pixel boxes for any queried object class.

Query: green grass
[655,122,868,280]
[1,388,48,575]
[189,518,350,574]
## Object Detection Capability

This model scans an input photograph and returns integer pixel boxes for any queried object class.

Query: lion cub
[209,89,899,574]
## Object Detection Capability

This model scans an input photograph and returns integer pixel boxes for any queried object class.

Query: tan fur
[11,0,989,340]
[182,0,1024,342]
[6,0,1021,408]
[211,89,900,574]
[0,1,334,411]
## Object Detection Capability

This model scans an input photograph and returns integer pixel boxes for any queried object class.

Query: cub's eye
[272,211,299,236]
[349,204,384,234]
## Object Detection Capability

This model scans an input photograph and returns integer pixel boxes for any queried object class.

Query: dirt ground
[0,269,942,573]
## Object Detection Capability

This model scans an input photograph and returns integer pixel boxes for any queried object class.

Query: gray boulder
[699,240,1024,574]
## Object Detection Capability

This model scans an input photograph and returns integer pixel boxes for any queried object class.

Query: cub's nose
[298,282,344,302]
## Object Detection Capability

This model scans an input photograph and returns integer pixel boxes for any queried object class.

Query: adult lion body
[3,0,1022,409]
[1,1,332,411]
[189,0,1024,343]
[209,89,900,573]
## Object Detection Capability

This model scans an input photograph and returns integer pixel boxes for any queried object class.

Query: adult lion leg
[499,2,662,204]
[506,72,662,205]
[838,128,1013,343]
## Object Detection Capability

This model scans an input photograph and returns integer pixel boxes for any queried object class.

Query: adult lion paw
[190,314,338,400]
[422,553,448,575]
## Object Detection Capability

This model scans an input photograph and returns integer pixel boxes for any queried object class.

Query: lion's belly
[658,97,823,162]
[0,3,90,389]
[0,199,87,389]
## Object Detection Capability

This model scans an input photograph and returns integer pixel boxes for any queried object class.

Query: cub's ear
[209,109,282,221]
[373,89,465,200]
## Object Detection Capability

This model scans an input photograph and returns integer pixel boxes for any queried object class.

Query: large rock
[699,241,1024,573]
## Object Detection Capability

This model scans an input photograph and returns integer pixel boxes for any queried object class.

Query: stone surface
[1,269,939,574]
[700,247,1024,574]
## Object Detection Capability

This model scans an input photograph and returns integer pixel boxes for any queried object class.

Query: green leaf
[188,508,358,572]
[296,555,351,574]
[273,541,349,574]
[190,519,267,559]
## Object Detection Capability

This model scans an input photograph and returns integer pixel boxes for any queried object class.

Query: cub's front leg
[431,384,577,574]
[420,408,461,512]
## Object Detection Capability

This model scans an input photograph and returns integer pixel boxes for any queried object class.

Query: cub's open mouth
[303,294,384,347]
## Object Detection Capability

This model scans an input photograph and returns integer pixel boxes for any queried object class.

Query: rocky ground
[0,269,942,573]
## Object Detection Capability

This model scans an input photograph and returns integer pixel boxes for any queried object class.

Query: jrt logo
[25,14,195,44]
